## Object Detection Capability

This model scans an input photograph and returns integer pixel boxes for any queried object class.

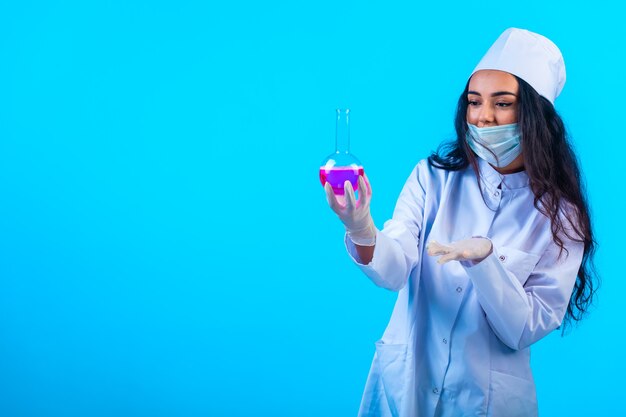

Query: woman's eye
[468,100,480,106]
[496,102,512,107]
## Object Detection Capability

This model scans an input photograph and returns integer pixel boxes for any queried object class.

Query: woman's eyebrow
[467,90,518,97]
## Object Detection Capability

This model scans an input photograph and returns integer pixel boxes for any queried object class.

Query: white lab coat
[347,158,584,417]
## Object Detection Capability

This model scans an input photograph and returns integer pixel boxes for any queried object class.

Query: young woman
[324,28,597,417]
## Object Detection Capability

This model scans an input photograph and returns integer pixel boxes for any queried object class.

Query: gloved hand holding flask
[325,174,376,247]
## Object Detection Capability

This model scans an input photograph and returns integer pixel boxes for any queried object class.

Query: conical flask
[319,109,364,196]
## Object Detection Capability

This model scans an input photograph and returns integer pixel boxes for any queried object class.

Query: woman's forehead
[468,70,519,94]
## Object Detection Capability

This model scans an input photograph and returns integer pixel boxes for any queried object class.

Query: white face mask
[466,122,522,168]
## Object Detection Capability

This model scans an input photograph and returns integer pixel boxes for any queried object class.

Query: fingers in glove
[344,180,357,212]
[362,172,373,197]
[325,182,341,213]
[426,241,452,256]
[437,251,460,264]
[357,175,368,207]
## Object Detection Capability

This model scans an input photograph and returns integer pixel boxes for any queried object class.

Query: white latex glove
[324,174,376,246]
[426,237,493,265]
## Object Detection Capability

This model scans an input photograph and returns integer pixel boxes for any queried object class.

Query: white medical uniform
[347,158,584,417]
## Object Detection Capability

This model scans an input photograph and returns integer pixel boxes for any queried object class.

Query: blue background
[0,1,623,416]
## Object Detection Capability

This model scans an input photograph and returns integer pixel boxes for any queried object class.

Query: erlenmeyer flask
[319,109,364,196]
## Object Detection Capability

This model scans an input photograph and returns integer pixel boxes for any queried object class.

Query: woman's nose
[478,105,495,127]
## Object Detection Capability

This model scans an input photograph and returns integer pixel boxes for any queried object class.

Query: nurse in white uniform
[324,28,598,417]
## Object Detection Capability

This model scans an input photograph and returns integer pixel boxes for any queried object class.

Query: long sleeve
[462,218,585,350]
[344,161,428,291]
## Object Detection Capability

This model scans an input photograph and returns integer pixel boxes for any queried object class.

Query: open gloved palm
[426,237,493,265]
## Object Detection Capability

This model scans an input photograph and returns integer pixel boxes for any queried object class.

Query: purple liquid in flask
[319,109,364,196]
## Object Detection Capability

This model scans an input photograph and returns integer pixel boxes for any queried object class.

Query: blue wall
[0,1,623,415]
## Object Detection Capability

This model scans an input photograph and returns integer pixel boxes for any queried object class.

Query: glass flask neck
[335,109,350,154]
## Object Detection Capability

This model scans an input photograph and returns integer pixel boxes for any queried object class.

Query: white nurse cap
[471,27,566,104]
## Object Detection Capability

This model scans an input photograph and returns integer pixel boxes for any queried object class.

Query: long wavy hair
[428,75,598,330]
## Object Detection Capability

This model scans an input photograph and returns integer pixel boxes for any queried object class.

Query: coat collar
[477,157,530,190]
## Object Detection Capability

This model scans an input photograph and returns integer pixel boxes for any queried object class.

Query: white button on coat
[347,158,584,417]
